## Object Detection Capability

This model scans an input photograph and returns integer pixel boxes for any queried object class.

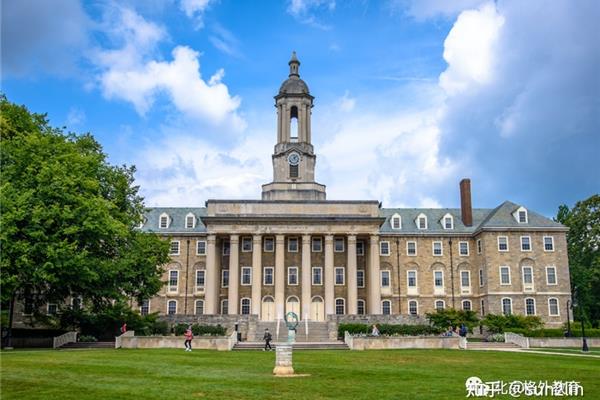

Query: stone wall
[119,332,236,351]
[528,337,600,348]
[345,334,460,351]
[159,314,258,341]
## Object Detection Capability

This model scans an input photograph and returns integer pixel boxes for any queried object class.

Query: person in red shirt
[184,326,193,352]
[120,323,127,334]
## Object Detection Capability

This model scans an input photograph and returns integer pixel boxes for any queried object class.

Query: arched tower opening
[290,105,299,142]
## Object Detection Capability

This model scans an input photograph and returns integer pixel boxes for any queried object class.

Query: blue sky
[2,0,599,216]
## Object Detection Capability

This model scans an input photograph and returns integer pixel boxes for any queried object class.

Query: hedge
[508,328,600,338]
[338,323,442,338]
[173,323,226,336]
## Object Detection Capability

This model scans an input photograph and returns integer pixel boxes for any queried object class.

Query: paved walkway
[469,347,600,358]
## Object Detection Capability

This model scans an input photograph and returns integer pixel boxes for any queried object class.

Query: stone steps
[467,342,521,350]
[60,341,115,349]
[255,321,332,342]
[233,341,349,351]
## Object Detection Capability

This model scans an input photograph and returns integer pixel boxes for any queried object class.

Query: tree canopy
[0,95,170,321]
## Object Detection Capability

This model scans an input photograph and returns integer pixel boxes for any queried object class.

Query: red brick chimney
[460,179,473,227]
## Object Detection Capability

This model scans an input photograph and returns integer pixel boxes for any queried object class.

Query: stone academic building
[139,53,570,328]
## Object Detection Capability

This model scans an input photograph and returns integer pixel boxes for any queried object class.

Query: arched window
[382,300,391,315]
[195,300,204,315]
[408,300,418,315]
[240,298,251,315]
[441,213,454,230]
[525,298,536,316]
[335,298,345,315]
[502,298,512,315]
[357,299,366,315]
[435,300,445,311]
[416,213,428,230]
[548,298,559,316]
[140,299,150,316]
[462,300,472,311]
[221,299,228,315]
[290,106,299,142]
[185,213,196,229]
[167,300,177,315]
[159,212,170,229]
[391,213,402,230]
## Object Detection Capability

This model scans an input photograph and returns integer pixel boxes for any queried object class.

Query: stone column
[205,234,217,314]
[347,235,358,315]
[227,235,239,315]
[301,234,311,320]
[252,234,262,317]
[368,235,381,314]
[324,235,334,316]
[275,234,286,319]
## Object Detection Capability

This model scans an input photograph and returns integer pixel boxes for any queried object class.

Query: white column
[251,234,262,317]
[347,235,358,315]
[204,234,217,314]
[227,235,239,314]
[324,235,334,315]
[301,234,312,320]
[368,235,381,314]
[275,235,286,319]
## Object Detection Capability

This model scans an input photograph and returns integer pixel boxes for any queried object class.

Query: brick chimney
[460,179,473,227]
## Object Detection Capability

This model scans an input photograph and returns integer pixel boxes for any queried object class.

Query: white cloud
[209,24,241,57]
[66,107,86,127]
[336,91,356,112]
[398,0,486,20]
[287,0,336,29]
[179,0,214,29]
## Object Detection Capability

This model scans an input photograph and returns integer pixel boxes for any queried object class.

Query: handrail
[505,332,529,348]
[53,331,77,349]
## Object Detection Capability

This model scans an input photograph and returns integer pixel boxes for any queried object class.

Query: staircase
[233,341,348,351]
[60,341,115,349]
[253,321,332,342]
[466,342,521,350]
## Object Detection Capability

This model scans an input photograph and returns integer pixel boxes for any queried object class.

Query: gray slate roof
[141,207,207,233]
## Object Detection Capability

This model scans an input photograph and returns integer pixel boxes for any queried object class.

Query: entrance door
[261,297,275,321]
[286,296,300,316]
[310,297,325,321]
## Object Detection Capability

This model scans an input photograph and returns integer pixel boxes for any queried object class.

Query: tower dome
[278,51,310,96]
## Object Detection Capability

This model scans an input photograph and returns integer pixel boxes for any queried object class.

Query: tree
[556,195,600,327]
[426,308,480,331]
[0,96,170,345]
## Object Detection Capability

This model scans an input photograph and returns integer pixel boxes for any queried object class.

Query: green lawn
[2,349,599,400]
[530,347,600,355]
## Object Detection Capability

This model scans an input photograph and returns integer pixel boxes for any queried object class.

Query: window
[517,208,528,223]
[462,300,472,311]
[548,298,560,316]
[406,241,417,256]
[195,300,204,315]
[242,237,252,252]
[356,241,365,255]
[264,237,274,252]
[443,214,454,229]
[167,300,177,315]
[335,267,345,285]
[169,241,180,255]
[380,241,390,256]
[196,240,206,255]
[334,237,344,252]
[477,239,482,254]
[502,298,512,315]
[289,164,299,178]
[71,297,81,311]
[382,300,391,315]
[221,270,229,288]
[140,300,149,316]
[195,270,205,291]
[434,271,444,288]
[357,299,366,315]
[47,303,58,315]
[481,300,486,316]
[288,237,298,252]
[241,298,251,315]
[357,270,365,288]
[407,271,417,288]
[381,270,390,288]
[499,266,511,285]
[459,241,469,256]
[417,214,427,230]
[263,267,274,285]
[435,300,445,310]
[498,236,509,252]
[288,267,299,285]
[221,299,228,314]
[186,213,195,229]
[159,213,169,229]
[312,237,322,252]
[391,214,401,229]
[241,267,252,285]
[335,298,345,315]
[479,268,484,287]
[525,298,536,316]
[432,241,443,256]
[222,240,230,255]
[522,266,533,288]
[543,236,555,252]
[461,271,470,289]
[408,300,418,315]
[520,236,531,251]
[546,266,557,285]
[169,270,179,292]
[312,267,322,285]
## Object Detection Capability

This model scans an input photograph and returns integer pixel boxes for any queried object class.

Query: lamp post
[566,300,572,337]
[573,286,589,352]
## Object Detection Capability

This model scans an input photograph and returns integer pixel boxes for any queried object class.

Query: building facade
[139,53,571,327]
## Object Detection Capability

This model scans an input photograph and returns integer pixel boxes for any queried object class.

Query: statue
[284,311,299,343]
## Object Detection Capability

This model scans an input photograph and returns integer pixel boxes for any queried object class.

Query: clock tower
[261,52,326,200]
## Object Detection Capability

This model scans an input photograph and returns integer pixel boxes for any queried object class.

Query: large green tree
[0,96,170,340]
[556,195,600,326]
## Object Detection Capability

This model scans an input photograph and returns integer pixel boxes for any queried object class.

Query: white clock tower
[261,52,326,200]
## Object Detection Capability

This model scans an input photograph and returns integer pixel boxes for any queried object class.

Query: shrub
[426,308,479,331]
[506,328,600,337]
[191,324,226,336]
[78,335,97,342]
[487,333,505,342]
[482,314,543,333]
[338,323,443,338]
[338,323,370,338]
[174,323,188,336]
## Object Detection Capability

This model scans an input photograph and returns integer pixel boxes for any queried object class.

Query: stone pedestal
[273,345,294,376]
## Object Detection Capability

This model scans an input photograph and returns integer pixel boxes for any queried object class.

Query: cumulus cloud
[396,0,486,20]
[179,0,214,29]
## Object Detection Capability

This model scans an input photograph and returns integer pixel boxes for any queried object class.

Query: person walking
[184,326,193,352]
[263,328,272,351]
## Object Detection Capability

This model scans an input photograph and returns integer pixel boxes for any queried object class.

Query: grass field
[2,349,599,400]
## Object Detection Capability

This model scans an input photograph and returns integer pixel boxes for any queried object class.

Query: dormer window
[159,213,170,229]
[391,214,402,230]
[416,213,427,230]
[513,206,528,224]
[442,213,454,230]
[185,213,196,229]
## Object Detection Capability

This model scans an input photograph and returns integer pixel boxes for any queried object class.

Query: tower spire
[289,51,300,78]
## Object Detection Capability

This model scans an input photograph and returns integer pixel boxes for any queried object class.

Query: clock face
[287,152,300,166]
